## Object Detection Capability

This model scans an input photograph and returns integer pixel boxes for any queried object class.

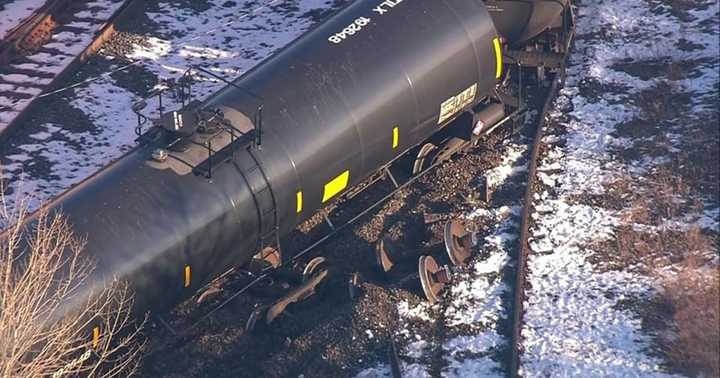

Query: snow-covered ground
[357,0,719,377]
[355,139,530,378]
[1,0,717,375]
[522,1,718,376]
[0,0,46,40]
[0,0,127,134]
[0,0,347,212]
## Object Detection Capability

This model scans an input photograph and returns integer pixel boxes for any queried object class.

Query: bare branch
[1,186,145,377]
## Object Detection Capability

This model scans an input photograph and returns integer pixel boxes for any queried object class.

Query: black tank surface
[38,141,262,317]
[486,0,571,44]
[17,0,504,324]
[211,0,501,234]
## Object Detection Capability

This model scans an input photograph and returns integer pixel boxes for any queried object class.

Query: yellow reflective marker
[322,170,350,202]
[184,265,191,288]
[493,37,503,79]
[92,326,100,348]
[392,127,399,149]
[296,191,303,213]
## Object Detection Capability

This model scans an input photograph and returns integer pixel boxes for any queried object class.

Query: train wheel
[254,247,281,269]
[412,143,438,175]
[375,237,397,274]
[418,256,450,303]
[302,256,327,283]
[245,304,269,333]
[434,137,468,164]
[444,219,476,266]
[196,285,222,304]
[413,137,471,175]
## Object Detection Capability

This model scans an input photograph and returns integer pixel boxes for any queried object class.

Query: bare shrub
[0,186,145,377]
[660,259,720,377]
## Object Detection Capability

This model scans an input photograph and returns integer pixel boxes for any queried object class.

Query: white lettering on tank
[373,0,404,15]
[328,17,372,45]
[329,0,405,45]
[372,6,387,15]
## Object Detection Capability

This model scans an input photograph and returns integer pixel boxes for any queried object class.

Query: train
[5,0,573,348]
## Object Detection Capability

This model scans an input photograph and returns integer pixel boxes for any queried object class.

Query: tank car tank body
[6,0,574,342]
[486,0,572,44]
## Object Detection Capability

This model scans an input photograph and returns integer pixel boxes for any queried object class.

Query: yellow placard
[493,37,503,79]
[92,326,100,348]
[296,191,303,213]
[438,83,477,124]
[322,170,350,202]
[184,265,191,288]
[392,127,399,149]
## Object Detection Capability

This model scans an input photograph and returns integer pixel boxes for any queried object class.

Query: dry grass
[606,169,719,376]
[635,81,684,125]
[598,152,719,377]
[659,259,719,377]
[0,185,145,377]
[612,201,718,377]
[612,226,713,271]
[618,167,698,225]
[601,166,711,271]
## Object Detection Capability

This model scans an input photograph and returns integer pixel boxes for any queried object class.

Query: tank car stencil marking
[328,16,372,45]
[438,83,477,125]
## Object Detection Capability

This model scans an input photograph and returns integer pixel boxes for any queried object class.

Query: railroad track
[380,73,569,378]
[509,72,564,378]
[509,23,575,378]
[372,14,576,378]
[0,0,139,136]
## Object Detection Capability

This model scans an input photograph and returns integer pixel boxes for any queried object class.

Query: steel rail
[508,72,560,378]
[0,0,141,138]
[0,0,70,55]
[509,13,575,378]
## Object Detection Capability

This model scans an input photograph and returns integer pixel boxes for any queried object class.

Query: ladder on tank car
[131,66,282,261]
[235,145,282,260]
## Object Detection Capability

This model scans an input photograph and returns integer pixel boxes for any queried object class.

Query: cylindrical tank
[485,0,570,44]
[16,0,504,321]
[209,0,501,238]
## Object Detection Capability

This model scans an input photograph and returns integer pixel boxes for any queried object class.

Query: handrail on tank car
[128,66,269,179]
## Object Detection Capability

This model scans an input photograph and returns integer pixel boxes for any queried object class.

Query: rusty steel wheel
[419,255,449,303]
[444,219,476,266]
[374,237,397,274]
